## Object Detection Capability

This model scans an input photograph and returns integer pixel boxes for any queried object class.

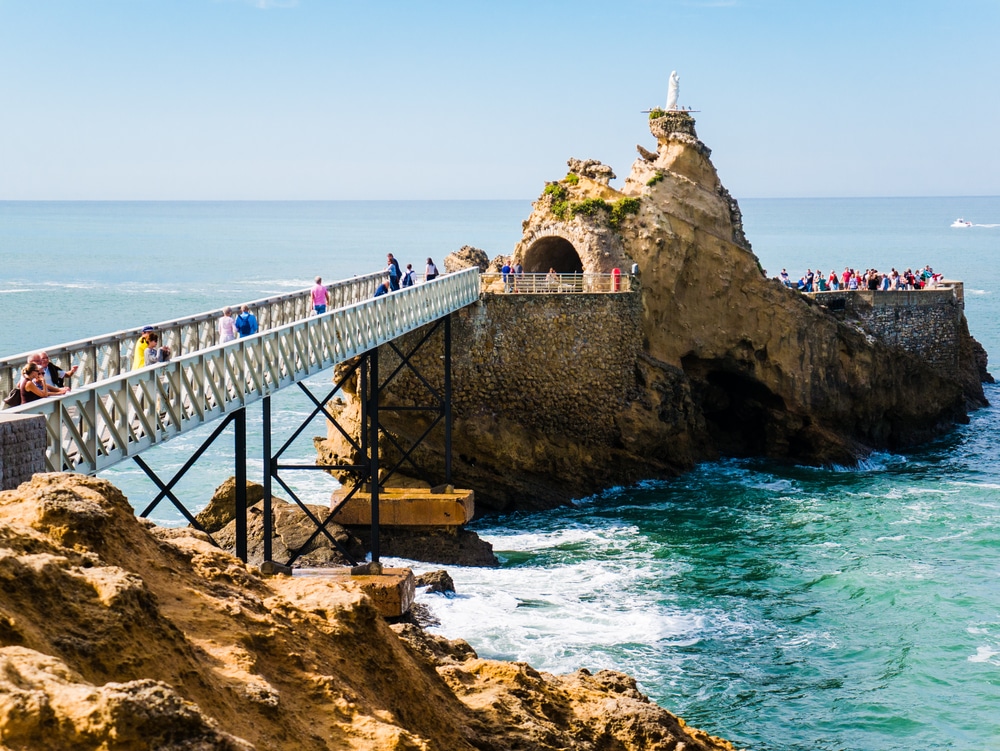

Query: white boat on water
[951,218,972,228]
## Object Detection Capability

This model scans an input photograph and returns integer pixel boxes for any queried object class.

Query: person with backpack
[401,264,416,288]
[234,305,258,337]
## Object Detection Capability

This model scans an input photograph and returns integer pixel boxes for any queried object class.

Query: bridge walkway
[3,268,480,476]
[0,270,387,396]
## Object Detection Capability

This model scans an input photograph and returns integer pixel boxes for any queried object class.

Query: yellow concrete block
[330,488,474,527]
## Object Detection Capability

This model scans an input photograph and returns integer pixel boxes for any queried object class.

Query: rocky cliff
[319,109,988,512]
[612,111,986,463]
[0,473,736,751]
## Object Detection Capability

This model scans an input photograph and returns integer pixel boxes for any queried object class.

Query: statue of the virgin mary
[666,71,679,111]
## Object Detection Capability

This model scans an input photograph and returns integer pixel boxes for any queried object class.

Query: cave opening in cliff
[522,236,584,274]
[683,361,787,457]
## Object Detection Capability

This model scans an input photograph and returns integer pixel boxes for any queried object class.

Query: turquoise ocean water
[1,198,999,750]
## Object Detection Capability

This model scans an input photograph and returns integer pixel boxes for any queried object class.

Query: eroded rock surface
[318,109,988,511]
[0,473,737,750]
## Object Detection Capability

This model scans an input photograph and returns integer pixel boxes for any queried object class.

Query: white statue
[666,70,679,111]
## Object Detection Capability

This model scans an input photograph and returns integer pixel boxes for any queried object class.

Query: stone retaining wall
[0,414,47,490]
[379,291,643,445]
[815,288,964,373]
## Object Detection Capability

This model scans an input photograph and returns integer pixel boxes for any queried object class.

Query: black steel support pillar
[262,395,273,564]
[234,407,247,562]
[368,348,380,564]
[444,314,452,484]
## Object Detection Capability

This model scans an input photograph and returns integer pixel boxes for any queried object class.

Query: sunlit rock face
[320,110,988,512]
[0,473,739,751]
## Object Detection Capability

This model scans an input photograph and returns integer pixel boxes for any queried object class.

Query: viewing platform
[806,280,968,374]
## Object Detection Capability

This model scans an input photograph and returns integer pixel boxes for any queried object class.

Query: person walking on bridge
[218,307,237,344]
[312,276,329,315]
[234,305,258,337]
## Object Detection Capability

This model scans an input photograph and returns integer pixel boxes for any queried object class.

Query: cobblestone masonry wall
[816,289,963,373]
[378,291,644,445]
[0,414,47,490]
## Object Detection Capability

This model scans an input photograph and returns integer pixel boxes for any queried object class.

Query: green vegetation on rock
[564,173,580,185]
[571,198,611,218]
[646,172,665,187]
[544,193,641,229]
[543,183,568,201]
[609,197,641,227]
[648,108,667,120]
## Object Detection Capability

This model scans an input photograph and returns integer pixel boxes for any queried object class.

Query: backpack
[235,313,253,336]
[401,271,414,288]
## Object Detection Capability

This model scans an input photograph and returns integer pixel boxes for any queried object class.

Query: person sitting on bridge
[29,351,77,390]
[373,281,389,298]
[18,362,66,403]
[234,304,258,337]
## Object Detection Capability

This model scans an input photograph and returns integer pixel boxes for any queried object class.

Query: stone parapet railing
[808,280,964,309]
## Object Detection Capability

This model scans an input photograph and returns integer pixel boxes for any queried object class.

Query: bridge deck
[4,269,480,474]
[0,270,387,396]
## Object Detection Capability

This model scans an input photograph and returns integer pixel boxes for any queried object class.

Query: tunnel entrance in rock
[682,357,787,457]
[522,236,584,274]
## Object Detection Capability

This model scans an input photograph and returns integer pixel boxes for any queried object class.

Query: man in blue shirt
[234,305,258,337]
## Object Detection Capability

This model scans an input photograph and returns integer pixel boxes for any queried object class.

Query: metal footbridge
[3,267,480,569]
[4,269,477,474]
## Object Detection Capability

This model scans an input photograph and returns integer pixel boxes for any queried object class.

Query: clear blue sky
[1,0,996,200]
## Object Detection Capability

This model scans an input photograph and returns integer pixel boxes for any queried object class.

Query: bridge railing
[480,272,637,294]
[5,269,480,475]
[0,271,387,396]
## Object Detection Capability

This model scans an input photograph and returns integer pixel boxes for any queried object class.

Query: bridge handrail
[5,268,481,475]
[480,271,638,294]
[0,271,388,396]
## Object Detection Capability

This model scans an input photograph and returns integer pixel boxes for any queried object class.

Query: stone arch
[522,236,584,274]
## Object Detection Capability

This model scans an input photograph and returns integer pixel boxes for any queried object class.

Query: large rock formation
[319,109,988,512]
[0,473,737,750]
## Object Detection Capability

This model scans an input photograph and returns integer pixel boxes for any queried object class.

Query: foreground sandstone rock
[319,109,989,511]
[0,473,736,750]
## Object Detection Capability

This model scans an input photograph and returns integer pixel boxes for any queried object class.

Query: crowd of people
[371,254,439,298]
[778,265,945,292]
